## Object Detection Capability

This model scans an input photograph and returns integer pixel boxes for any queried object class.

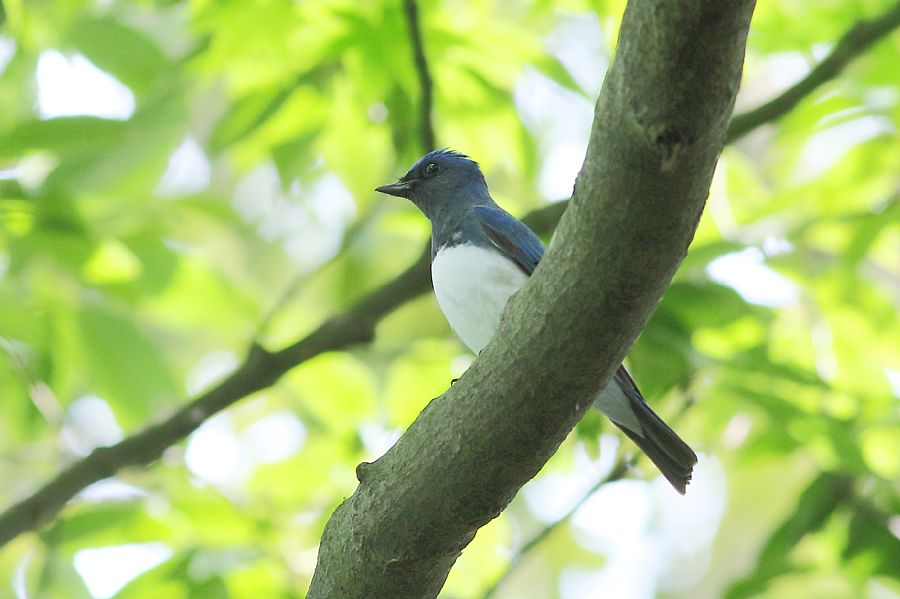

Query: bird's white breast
[431,243,529,354]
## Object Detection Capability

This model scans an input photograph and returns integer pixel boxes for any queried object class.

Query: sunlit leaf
[726,472,854,599]
[79,304,177,422]
[67,16,169,96]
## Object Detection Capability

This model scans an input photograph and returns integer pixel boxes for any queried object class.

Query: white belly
[433,243,641,433]
[431,244,529,354]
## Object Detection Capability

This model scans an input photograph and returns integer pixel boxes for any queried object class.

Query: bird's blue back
[432,204,545,277]
[471,206,544,276]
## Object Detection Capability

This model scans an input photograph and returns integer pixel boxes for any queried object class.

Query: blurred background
[0,0,898,597]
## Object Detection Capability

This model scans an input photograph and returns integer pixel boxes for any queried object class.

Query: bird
[376,149,698,493]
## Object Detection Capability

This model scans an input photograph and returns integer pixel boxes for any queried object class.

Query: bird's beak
[375,179,414,198]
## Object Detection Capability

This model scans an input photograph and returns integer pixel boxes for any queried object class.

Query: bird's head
[376,149,489,220]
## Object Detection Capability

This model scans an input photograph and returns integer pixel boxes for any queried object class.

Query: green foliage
[1,0,898,597]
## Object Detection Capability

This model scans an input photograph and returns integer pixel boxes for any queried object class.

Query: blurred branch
[403,0,436,151]
[480,457,634,599]
[0,248,431,548]
[2,0,888,555]
[728,2,900,141]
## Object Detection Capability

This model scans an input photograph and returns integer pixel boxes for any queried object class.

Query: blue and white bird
[376,149,697,493]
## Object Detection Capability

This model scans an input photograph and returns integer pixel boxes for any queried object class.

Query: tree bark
[308,0,756,597]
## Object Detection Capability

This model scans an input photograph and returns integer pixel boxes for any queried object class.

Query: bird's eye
[423,162,439,176]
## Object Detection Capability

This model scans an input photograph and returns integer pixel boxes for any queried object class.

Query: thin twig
[480,457,635,599]
[403,0,436,151]
[727,2,900,141]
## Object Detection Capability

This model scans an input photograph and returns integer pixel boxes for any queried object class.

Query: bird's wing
[473,205,544,276]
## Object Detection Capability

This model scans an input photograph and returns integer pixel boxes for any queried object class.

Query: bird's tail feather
[614,408,697,494]
[611,368,698,494]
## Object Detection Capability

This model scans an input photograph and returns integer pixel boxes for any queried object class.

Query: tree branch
[1,1,891,551]
[727,2,900,141]
[0,249,431,547]
[403,0,436,152]
[307,1,754,596]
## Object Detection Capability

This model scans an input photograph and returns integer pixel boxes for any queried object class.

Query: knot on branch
[356,460,376,483]
[656,127,688,172]
[246,342,275,368]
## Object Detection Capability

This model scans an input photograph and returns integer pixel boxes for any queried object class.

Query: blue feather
[473,206,544,276]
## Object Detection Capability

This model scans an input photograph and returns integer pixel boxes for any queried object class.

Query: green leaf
[843,500,900,581]
[530,54,589,96]
[112,552,190,599]
[662,281,756,329]
[726,472,854,599]
[209,86,299,153]
[67,16,169,96]
[46,503,172,548]
[79,303,177,423]
[0,117,127,161]
[630,310,694,398]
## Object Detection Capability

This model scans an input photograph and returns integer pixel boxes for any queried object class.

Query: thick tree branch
[0,2,890,550]
[307,1,754,596]
[728,2,900,141]
[403,0,436,151]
